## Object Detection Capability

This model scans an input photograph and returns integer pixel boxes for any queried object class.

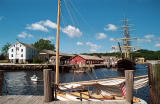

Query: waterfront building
[38,49,75,64]
[8,42,37,63]
[70,55,104,65]
[135,57,145,63]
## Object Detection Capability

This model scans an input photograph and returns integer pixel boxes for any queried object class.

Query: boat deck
[0,95,126,104]
[0,95,148,104]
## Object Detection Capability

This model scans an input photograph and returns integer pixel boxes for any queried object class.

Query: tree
[1,43,11,56]
[33,39,55,52]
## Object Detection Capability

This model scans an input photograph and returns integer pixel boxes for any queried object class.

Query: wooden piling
[43,69,52,102]
[0,70,4,96]
[125,70,134,104]
[147,63,154,104]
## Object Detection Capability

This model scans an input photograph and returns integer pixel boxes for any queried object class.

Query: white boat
[30,75,38,82]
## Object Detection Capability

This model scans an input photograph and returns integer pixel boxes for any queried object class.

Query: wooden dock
[0,63,110,71]
[0,95,126,104]
[0,63,73,71]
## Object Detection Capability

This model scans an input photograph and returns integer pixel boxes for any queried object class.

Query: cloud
[96,33,107,39]
[77,42,83,46]
[144,34,155,39]
[155,43,160,47]
[137,38,151,43]
[146,39,151,43]
[104,24,118,31]
[41,20,57,29]
[110,38,115,42]
[26,22,49,32]
[43,36,54,41]
[0,16,4,21]
[137,39,144,42]
[28,34,33,38]
[17,32,33,38]
[62,25,82,38]
[86,42,101,52]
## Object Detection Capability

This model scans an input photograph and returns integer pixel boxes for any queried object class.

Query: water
[2,64,150,103]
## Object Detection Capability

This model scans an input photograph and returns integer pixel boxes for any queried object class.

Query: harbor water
[2,64,150,103]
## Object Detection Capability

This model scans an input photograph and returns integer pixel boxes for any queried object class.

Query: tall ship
[116,16,137,71]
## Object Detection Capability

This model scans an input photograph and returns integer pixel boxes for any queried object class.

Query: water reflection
[2,64,149,103]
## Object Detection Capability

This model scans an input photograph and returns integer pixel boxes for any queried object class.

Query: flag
[121,82,126,96]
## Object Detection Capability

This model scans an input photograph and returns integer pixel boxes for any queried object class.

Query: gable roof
[78,55,103,61]
[9,41,36,49]
[19,42,36,49]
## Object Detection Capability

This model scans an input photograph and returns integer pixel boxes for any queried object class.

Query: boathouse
[38,49,75,64]
[8,41,37,63]
[70,55,103,65]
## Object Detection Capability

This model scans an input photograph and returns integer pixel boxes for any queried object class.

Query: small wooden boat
[30,75,38,82]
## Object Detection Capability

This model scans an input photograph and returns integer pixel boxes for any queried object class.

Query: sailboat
[54,0,147,103]
[116,16,137,71]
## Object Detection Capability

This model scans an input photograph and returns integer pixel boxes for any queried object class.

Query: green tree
[1,43,11,56]
[33,39,55,52]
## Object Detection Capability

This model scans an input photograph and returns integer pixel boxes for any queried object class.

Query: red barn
[70,55,103,65]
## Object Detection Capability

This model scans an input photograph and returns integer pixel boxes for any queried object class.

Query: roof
[40,49,56,55]
[19,42,36,49]
[50,56,62,59]
[9,41,36,49]
[101,56,117,59]
[39,49,75,57]
[78,55,103,61]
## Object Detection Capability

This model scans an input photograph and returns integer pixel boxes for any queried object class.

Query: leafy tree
[1,43,11,56]
[82,49,160,60]
[33,39,55,52]
[0,54,5,60]
[33,56,43,63]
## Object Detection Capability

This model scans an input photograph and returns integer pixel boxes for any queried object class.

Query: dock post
[43,69,52,102]
[125,70,134,104]
[147,63,154,104]
[148,63,160,104]
[0,70,4,96]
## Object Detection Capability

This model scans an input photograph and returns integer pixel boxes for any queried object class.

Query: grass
[0,60,9,63]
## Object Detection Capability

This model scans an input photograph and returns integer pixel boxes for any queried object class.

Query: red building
[70,55,103,65]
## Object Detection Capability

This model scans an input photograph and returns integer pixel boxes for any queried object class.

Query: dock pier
[0,63,112,72]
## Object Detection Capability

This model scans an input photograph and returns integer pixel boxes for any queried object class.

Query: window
[20,45,21,47]
[21,49,23,52]
[21,54,23,57]
[11,54,13,57]
[11,49,13,52]
[16,47,19,51]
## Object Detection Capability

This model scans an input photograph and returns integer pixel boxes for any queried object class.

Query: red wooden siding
[70,55,86,65]
[70,55,103,65]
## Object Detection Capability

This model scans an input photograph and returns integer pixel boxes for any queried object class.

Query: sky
[0,0,160,54]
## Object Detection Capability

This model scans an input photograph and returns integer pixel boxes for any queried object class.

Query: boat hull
[117,59,135,71]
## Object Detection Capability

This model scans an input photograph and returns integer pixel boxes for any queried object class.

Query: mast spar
[56,0,61,84]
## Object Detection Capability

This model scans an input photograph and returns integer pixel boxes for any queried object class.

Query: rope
[86,71,95,80]
[68,0,95,34]
[92,69,98,79]
[63,0,76,27]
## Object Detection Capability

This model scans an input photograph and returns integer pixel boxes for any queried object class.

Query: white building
[8,42,38,63]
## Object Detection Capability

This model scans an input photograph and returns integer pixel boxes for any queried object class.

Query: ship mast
[115,16,137,59]
[123,16,131,58]
[56,0,61,84]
